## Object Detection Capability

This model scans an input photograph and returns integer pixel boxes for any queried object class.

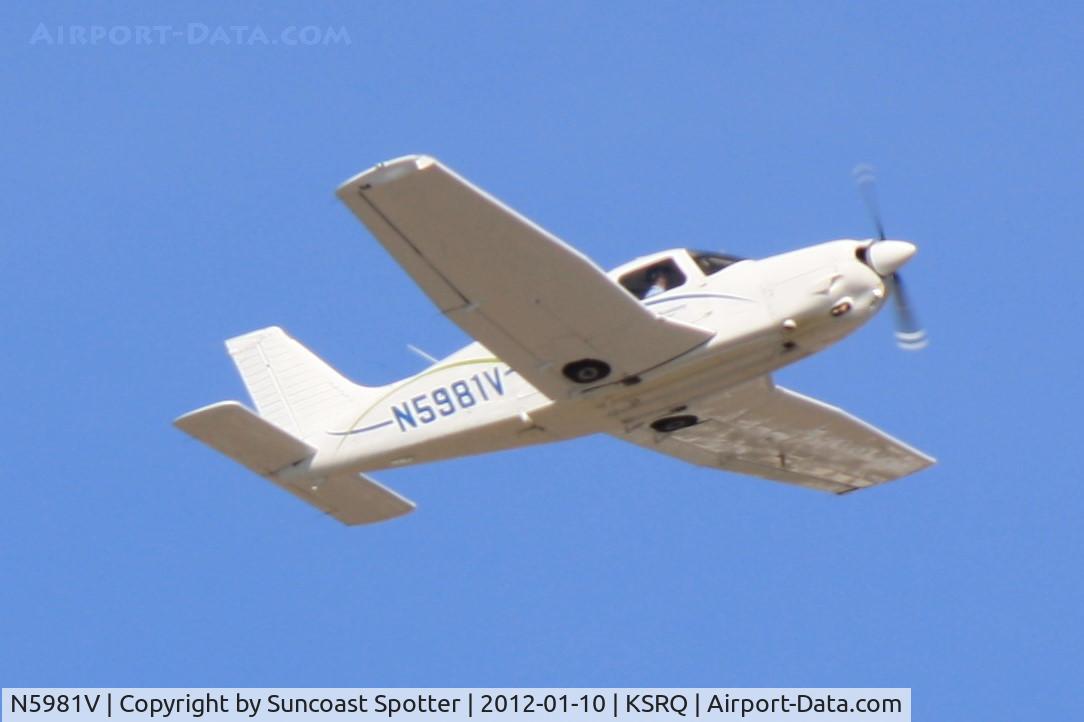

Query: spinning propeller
[853,164,928,351]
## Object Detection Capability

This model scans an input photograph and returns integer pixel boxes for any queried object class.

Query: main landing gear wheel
[650,415,699,433]
[562,359,611,384]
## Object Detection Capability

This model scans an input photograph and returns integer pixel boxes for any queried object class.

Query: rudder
[226,326,363,440]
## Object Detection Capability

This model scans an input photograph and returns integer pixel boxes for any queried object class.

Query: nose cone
[867,240,916,276]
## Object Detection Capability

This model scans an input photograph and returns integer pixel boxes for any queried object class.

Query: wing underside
[617,376,934,493]
[336,155,712,399]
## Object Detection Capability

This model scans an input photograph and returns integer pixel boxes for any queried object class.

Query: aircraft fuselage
[289,239,885,481]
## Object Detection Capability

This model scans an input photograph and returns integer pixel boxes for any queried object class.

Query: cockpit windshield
[690,251,744,276]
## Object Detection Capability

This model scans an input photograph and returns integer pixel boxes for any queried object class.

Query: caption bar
[3,689,909,721]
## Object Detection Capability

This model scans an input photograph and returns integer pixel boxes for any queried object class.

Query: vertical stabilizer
[225,326,363,440]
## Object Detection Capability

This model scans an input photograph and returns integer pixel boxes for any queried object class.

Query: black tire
[562,359,611,384]
[650,415,699,433]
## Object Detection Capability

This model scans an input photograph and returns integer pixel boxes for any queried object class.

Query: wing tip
[337,154,436,196]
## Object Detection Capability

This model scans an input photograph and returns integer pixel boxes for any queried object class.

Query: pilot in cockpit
[644,267,672,298]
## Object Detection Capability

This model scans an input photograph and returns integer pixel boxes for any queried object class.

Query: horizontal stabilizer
[175,401,313,475]
[175,401,414,525]
[279,472,416,526]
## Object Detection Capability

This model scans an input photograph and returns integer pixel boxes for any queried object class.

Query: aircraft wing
[336,155,713,399]
[616,376,934,493]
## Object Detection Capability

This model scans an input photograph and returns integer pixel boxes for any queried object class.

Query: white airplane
[176,155,933,525]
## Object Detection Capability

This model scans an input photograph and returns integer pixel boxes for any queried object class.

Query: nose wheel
[650,415,699,433]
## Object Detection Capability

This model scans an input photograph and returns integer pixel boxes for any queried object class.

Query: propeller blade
[887,273,928,351]
[853,163,927,351]
[853,163,886,241]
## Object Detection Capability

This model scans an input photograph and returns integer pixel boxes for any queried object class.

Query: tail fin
[225,326,363,440]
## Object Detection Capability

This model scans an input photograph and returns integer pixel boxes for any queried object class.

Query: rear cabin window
[619,259,686,300]
[691,251,744,276]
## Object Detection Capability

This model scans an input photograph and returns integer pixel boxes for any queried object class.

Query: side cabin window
[691,251,744,276]
[619,259,687,300]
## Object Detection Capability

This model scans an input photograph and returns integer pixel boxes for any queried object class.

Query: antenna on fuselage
[407,344,439,364]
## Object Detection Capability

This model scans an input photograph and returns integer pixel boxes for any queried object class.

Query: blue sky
[2,1,1081,718]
